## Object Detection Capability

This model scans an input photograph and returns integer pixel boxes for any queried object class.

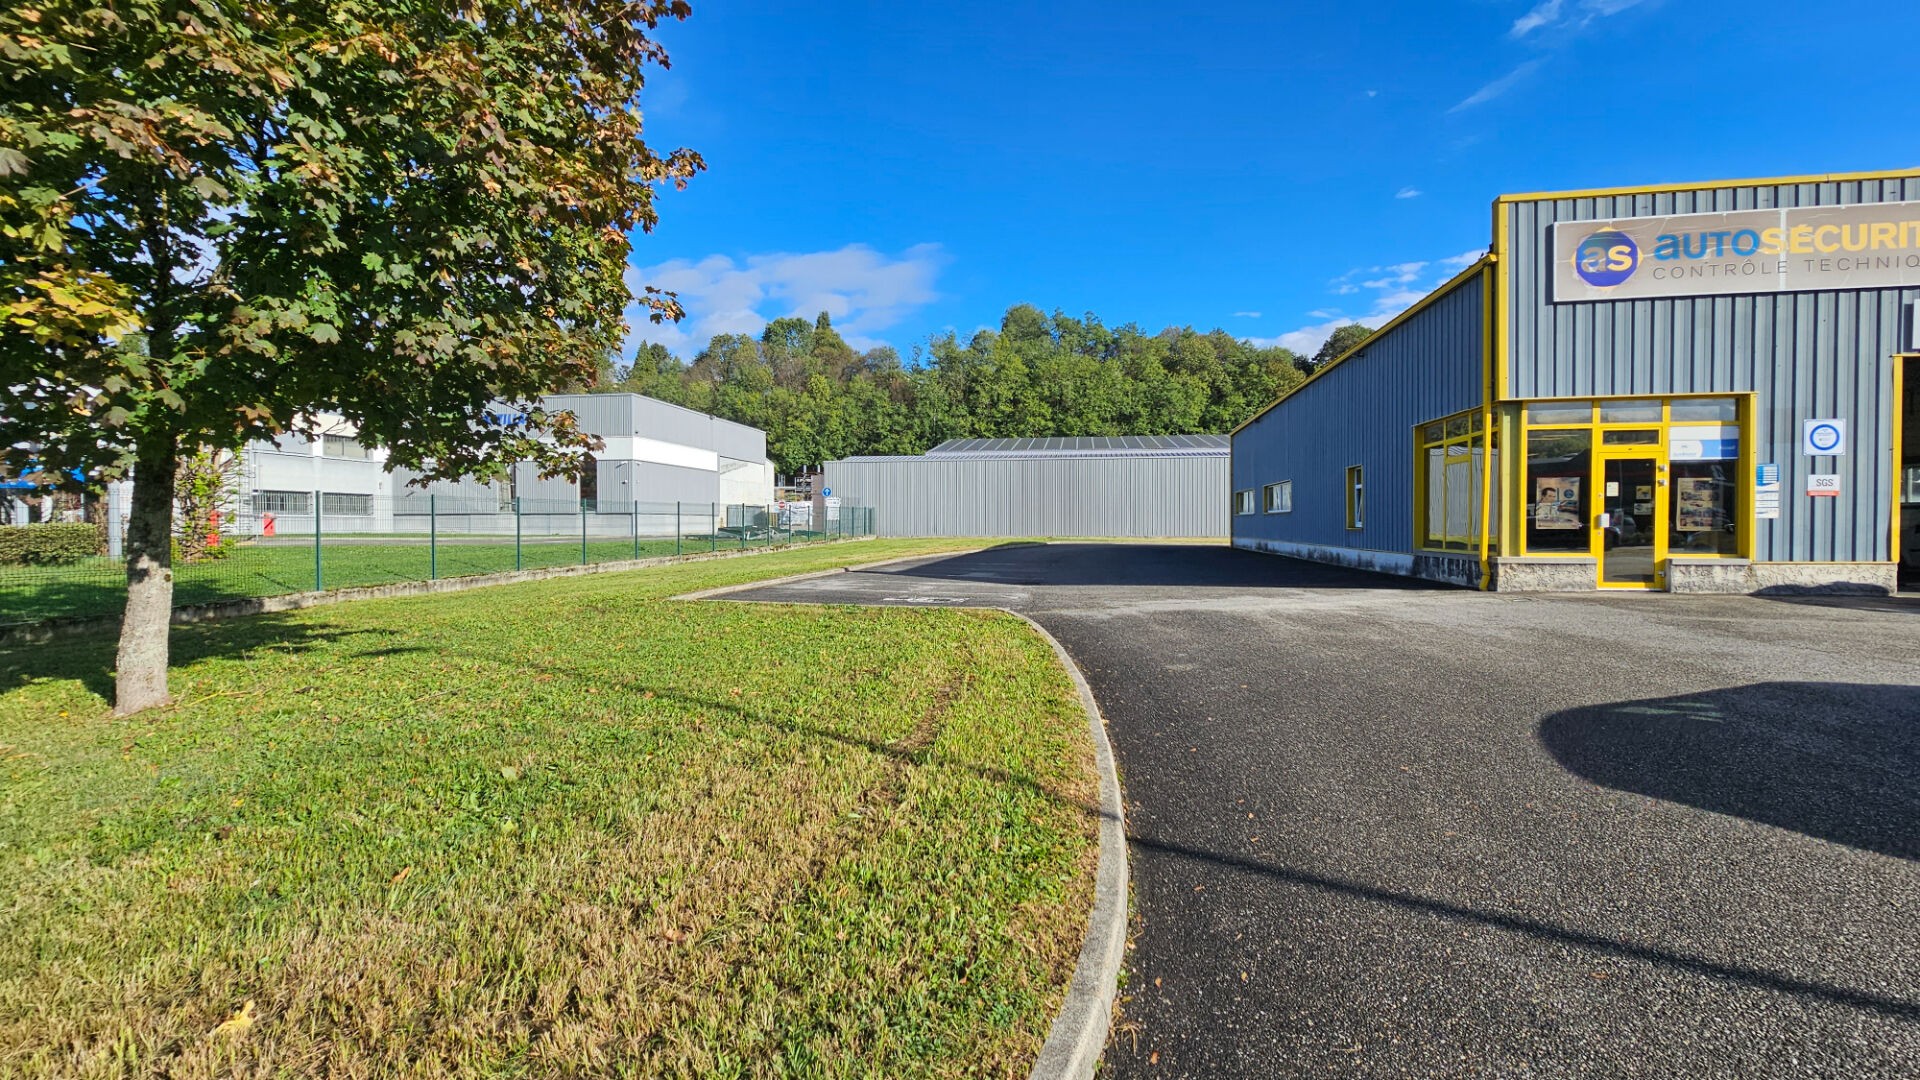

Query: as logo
[1574,230,1638,287]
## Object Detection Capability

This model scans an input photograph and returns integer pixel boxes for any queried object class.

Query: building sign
[1552,200,1920,301]
[1807,473,1842,497]
[1801,419,1846,456]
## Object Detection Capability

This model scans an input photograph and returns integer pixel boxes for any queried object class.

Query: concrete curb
[691,560,1129,1080]
[1014,612,1128,1080]
[0,537,878,646]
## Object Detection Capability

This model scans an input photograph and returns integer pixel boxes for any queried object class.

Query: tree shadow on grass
[1538,682,1920,861]
[0,617,424,705]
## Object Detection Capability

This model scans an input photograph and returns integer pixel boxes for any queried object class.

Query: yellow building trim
[1492,201,1511,402]
[1495,167,1920,205]
[1896,355,1911,565]
[1230,256,1494,437]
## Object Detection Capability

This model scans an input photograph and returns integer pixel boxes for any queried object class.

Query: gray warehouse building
[1233,167,1920,593]
[825,435,1228,538]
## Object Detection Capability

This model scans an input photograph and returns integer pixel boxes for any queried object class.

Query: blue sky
[625,0,1920,360]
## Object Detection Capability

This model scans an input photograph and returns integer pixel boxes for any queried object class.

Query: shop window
[1233,489,1256,516]
[1418,410,1493,552]
[1600,400,1663,424]
[1670,397,1738,423]
[1602,429,1660,445]
[1526,429,1591,551]
[1345,466,1364,529]
[1264,481,1292,514]
[1670,414,1741,556]
[1526,401,1592,426]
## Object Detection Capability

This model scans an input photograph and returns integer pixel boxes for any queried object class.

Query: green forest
[599,304,1372,476]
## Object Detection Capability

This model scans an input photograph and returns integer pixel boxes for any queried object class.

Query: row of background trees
[599,305,1373,476]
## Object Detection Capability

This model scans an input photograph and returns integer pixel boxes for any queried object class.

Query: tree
[1,0,702,713]
[1307,322,1375,374]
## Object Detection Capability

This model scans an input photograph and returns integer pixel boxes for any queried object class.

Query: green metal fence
[0,495,875,627]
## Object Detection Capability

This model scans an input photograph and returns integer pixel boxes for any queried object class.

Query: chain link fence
[0,494,874,627]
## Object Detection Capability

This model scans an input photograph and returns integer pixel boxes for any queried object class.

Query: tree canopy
[1,0,700,712]
[606,304,1312,475]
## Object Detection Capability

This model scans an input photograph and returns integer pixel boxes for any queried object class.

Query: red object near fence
[262,513,276,538]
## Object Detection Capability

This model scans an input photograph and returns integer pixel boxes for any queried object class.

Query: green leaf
[310,323,340,344]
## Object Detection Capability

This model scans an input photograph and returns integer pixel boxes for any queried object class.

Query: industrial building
[825,435,1228,538]
[1232,168,1920,592]
[83,393,774,549]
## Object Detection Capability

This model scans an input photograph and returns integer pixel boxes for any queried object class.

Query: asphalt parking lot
[724,543,1920,1078]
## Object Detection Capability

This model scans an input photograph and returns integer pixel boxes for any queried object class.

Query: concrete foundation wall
[1234,537,1480,588]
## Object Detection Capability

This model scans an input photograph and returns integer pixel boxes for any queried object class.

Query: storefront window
[1418,409,1493,552]
[1599,400,1663,424]
[1526,401,1592,426]
[1670,397,1738,423]
[1670,410,1741,555]
[1526,429,1591,551]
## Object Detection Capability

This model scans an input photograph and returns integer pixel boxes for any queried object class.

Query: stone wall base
[1491,556,1596,592]
[1667,559,1896,595]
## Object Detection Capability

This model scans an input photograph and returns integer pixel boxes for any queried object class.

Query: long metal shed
[824,435,1229,538]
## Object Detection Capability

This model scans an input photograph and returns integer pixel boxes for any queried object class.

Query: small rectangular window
[1526,401,1593,426]
[1599,399,1663,424]
[1345,466,1364,529]
[1670,397,1738,423]
[321,492,373,515]
[1263,481,1292,514]
[250,490,312,514]
[1233,489,1256,516]
[321,434,370,460]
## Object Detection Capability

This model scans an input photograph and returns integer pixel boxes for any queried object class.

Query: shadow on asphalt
[859,543,1450,590]
[1754,590,1920,615]
[1538,682,1920,860]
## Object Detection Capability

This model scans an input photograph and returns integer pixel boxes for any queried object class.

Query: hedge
[0,523,104,566]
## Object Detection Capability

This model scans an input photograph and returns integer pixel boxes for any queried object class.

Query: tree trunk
[114,442,177,715]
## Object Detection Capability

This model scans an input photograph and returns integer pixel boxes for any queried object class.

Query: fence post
[738,505,746,550]
[710,503,717,552]
[514,497,523,571]
[675,502,682,556]
[580,503,589,565]
[313,489,323,591]
[631,501,639,560]
[429,494,438,580]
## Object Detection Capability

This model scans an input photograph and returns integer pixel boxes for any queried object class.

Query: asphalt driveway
[723,543,1920,1078]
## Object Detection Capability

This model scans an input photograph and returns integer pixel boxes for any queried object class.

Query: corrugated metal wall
[1504,177,1919,562]
[1232,271,1486,555]
[823,454,1228,538]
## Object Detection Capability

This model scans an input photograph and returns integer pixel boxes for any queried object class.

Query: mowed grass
[0,540,1098,1079]
[0,530,840,625]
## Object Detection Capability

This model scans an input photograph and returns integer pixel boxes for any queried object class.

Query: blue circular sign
[1807,423,1841,453]
[1574,230,1638,287]
[822,487,832,497]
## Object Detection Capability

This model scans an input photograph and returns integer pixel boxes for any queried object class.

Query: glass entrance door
[1596,454,1666,588]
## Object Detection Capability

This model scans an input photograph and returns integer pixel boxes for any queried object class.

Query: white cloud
[1232,310,1262,319]
[624,243,946,356]
[1450,59,1544,112]
[1365,89,1379,98]
[1510,0,1650,39]
[1251,247,1485,356]
[1510,0,1564,37]
[1395,187,1423,199]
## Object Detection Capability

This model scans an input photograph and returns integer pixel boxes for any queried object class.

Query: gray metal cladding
[1504,176,1918,561]
[1232,273,1486,556]
[822,454,1228,538]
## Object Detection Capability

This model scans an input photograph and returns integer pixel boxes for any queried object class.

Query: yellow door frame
[1591,444,1669,589]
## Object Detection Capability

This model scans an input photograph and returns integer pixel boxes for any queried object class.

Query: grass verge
[0,540,1097,1078]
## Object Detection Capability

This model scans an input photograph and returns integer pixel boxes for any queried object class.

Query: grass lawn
[0,540,1098,1078]
[0,530,843,626]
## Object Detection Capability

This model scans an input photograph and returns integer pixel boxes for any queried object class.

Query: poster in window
[1675,477,1719,531]
[1532,476,1581,530]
